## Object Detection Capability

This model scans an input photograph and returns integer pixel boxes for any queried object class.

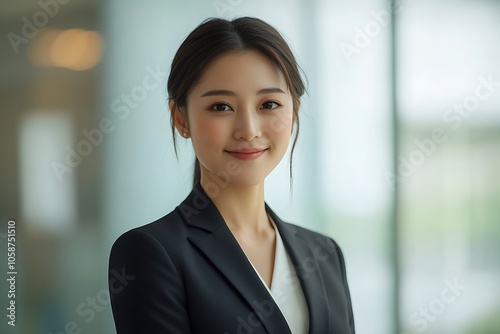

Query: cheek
[192,116,226,145]
[265,111,294,140]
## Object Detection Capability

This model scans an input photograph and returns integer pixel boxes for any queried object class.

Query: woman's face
[184,50,294,187]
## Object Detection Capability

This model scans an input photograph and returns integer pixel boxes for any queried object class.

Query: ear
[169,100,190,137]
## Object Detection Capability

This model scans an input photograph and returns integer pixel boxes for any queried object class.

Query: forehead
[192,50,287,93]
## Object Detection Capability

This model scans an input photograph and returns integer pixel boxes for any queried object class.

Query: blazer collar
[177,181,330,333]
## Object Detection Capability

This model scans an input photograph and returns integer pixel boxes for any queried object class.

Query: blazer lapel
[178,182,291,334]
[266,203,331,334]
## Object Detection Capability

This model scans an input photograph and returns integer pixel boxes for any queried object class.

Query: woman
[108,17,355,334]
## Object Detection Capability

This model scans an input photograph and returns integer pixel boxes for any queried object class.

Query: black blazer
[108,181,355,333]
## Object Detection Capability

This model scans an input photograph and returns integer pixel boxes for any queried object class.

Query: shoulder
[281,220,344,252]
[277,220,349,272]
[284,221,330,239]
[110,207,189,259]
[267,203,343,254]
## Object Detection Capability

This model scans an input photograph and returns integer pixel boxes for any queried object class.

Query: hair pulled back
[167,17,306,188]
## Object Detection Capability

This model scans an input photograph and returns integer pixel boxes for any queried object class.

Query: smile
[224,148,268,161]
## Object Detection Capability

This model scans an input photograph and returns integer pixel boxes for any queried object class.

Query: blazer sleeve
[332,237,356,333]
[108,229,191,333]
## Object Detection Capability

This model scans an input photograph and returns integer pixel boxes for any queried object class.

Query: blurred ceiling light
[28,28,103,71]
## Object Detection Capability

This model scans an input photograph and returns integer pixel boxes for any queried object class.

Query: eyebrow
[200,87,286,97]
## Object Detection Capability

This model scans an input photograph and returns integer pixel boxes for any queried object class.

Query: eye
[261,101,281,110]
[210,103,233,112]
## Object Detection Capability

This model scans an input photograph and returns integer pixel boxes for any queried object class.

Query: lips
[224,148,268,160]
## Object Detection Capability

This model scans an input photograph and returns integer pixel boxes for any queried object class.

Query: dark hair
[167,17,306,190]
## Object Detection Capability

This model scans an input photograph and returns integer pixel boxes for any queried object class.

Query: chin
[226,174,268,188]
[201,159,277,187]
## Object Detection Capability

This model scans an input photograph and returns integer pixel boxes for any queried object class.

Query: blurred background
[1,0,499,333]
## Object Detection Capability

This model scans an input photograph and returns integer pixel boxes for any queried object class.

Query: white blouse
[247,217,310,334]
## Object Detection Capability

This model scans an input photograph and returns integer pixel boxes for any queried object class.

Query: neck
[200,170,272,236]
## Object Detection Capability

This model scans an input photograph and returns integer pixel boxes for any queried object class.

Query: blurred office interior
[0,0,499,333]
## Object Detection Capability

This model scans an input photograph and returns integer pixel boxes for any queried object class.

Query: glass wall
[397,1,500,333]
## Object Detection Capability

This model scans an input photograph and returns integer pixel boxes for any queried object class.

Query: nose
[233,106,262,141]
